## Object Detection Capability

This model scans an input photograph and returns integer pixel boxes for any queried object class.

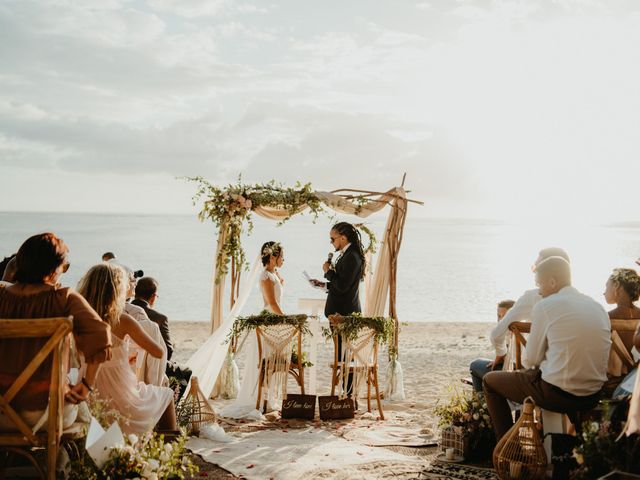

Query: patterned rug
[418,460,499,480]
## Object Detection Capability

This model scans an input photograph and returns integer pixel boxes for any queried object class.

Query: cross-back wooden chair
[328,315,384,420]
[609,319,639,372]
[255,324,305,413]
[508,321,530,370]
[605,319,640,395]
[0,316,73,480]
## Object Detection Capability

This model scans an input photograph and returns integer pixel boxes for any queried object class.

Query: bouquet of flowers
[572,408,640,478]
[68,430,198,480]
[434,387,496,460]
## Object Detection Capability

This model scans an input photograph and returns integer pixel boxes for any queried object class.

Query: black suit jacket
[323,244,363,318]
[131,298,174,361]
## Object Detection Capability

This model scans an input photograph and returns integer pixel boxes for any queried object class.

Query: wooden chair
[0,316,73,480]
[255,324,305,413]
[328,315,384,420]
[508,321,530,370]
[605,319,640,394]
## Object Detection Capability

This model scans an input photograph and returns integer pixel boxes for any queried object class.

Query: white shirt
[524,286,611,396]
[333,242,352,264]
[124,302,168,387]
[490,289,541,356]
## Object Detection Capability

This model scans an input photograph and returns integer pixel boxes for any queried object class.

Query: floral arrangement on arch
[433,387,496,460]
[186,176,378,282]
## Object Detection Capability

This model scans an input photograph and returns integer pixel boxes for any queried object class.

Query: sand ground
[173,321,496,478]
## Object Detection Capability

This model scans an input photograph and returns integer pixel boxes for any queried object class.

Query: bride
[214,241,287,418]
[260,241,285,315]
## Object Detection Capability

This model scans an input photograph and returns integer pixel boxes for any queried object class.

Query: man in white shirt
[483,256,611,439]
[468,248,570,391]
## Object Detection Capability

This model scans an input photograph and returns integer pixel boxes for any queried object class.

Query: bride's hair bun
[261,241,282,266]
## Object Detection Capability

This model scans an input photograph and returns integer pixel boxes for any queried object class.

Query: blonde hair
[77,263,127,328]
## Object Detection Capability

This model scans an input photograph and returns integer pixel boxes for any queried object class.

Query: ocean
[1,211,639,323]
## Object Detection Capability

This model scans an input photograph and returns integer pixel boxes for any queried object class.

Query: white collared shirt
[524,286,611,396]
[490,289,541,356]
[333,242,352,264]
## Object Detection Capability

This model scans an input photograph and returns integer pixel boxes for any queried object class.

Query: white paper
[303,271,325,291]
[86,417,125,468]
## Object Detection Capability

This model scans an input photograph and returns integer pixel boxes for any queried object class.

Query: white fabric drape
[188,255,263,399]
[205,187,410,402]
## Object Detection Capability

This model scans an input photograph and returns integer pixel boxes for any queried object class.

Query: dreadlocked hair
[331,222,366,280]
[77,263,127,329]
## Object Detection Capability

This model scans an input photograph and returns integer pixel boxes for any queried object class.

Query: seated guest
[0,254,17,285]
[77,264,176,434]
[468,299,515,392]
[604,268,640,320]
[0,233,111,429]
[483,257,611,440]
[132,277,192,396]
[120,265,168,387]
[487,247,570,373]
[604,268,640,353]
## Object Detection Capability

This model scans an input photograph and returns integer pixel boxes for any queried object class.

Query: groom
[312,222,366,395]
[312,221,365,319]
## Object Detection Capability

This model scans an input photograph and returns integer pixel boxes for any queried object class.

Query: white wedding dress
[220,269,284,419]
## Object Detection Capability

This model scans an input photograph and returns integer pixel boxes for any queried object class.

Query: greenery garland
[229,311,311,342]
[321,313,394,345]
[186,176,379,282]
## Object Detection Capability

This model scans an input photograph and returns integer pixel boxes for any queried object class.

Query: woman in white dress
[77,263,176,434]
[260,241,285,314]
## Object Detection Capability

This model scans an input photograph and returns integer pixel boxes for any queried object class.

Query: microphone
[327,252,334,264]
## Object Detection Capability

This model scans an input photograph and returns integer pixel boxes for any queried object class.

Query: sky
[1,0,640,222]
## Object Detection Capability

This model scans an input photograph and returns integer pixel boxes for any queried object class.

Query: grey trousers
[483,367,600,440]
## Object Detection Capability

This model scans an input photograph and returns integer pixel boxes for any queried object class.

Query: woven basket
[182,376,217,435]
[439,425,466,460]
[493,396,547,479]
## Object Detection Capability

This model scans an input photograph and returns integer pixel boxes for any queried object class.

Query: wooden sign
[281,394,317,420]
[318,395,354,420]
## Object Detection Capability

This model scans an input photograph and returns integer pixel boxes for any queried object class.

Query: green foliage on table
[184,176,378,282]
[229,311,311,342]
[321,313,394,345]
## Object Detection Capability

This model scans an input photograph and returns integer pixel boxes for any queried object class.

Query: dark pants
[483,368,601,440]
[470,358,502,393]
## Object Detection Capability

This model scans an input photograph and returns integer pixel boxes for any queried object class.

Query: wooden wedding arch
[188,174,423,357]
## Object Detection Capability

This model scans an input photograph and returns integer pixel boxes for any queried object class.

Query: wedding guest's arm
[489,289,538,357]
[65,290,112,363]
[66,362,100,404]
[117,313,165,359]
[261,277,285,315]
[323,253,361,294]
[523,303,549,368]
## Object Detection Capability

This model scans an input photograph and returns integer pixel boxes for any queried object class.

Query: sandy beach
[173,321,496,478]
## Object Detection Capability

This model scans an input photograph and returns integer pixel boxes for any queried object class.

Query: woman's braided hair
[331,222,366,280]
[610,268,640,303]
